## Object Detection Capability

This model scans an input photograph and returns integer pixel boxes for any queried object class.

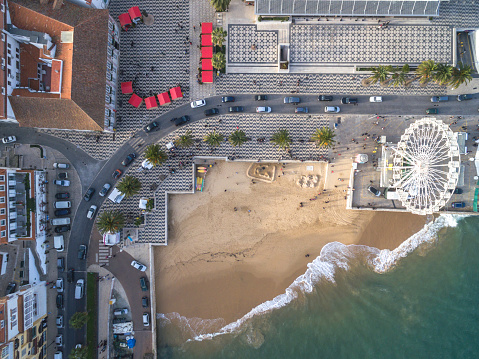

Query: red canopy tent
[201,47,213,58]
[145,96,158,109]
[202,59,213,71]
[121,81,133,94]
[202,71,213,83]
[128,6,142,22]
[157,92,171,106]
[201,34,212,46]
[128,93,142,108]
[201,22,213,34]
[169,87,183,100]
[118,13,132,31]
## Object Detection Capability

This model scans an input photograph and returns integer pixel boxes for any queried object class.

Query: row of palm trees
[365,61,473,89]
[96,127,336,234]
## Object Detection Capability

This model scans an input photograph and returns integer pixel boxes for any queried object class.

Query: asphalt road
[4,92,479,355]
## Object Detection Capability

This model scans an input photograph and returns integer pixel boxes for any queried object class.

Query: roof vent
[60,31,74,44]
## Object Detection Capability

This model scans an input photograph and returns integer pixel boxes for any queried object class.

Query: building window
[1,33,4,42]
[105,95,111,103]
[0,209,4,215]
[106,72,112,81]
[0,231,5,237]
[7,57,10,66]
[20,335,24,345]
[7,81,10,86]
[105,109,111,117]
[1,3,5,13]
[106,84,111,94]
[7,43,10,49]
[16,61,19,70]
[0,176,3,182]
[0,220,5,226]
[0,197,4,203]
[0,185,3,191]
[107,62,113,70]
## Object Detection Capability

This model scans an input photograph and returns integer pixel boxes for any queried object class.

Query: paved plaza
[432,0,479,27]
[228,25,278,63]
[290,25,453,64]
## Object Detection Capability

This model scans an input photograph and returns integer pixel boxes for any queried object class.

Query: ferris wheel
[391,118,461,215]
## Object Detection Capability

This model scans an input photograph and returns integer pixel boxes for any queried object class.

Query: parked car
[56,315,64,328]
[5,282,16,295]
[131,260,147,272]
[284,97,300,104]
[112,169,122,179]
[53,163,70,169]
[368,186,381,197]
[295,107,309,113]
[175,116,190,127]
[54,209,71,217]
[67,268,74,283]
[57,173,68,180]
[452,202,465,208]
[56,278,64,293]
[55,335,63,347]
[54,180,70,186]
[431,96,449,102]
[143,313,150,326]
[99,183,111,197]
[83,188,95,201]
[140,277,148,291]
[255,95,267,101]
[453,188,463,194]
[426,108,438,114]
[369,96,382,103]
[191,99,206,108]
[318,95,333,101]
[75,279,84,299]
[1,136,16,144]
[221,96,235,103]
[256,106,271,113]
[114,308,129,316]
[122,153,137,166]
[229,106,244,113]
[324,106,340,113]
[78,245,87,260]
[86,205,97,219]
[144,121,159,133]
[142,296,149,307]
[55,192,70,199]
[54,201,71,209]
[457,94,473,101]
[54,225,71,233]
[56,294,63,309]
[341,97,358,104]
[204,108,219,116]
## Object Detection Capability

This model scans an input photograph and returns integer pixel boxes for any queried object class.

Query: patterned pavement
[290,25,453,64]
[433,0,479,27]
[228,25,278,63]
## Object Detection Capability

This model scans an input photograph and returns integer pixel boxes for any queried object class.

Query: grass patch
[86,272,98,359]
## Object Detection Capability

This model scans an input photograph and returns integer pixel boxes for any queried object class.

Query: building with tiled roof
[0,0,120,131]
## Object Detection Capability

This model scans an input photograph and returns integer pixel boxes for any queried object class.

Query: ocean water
[158,215,479,359]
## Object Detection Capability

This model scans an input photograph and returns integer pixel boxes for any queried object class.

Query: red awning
[128,6,141,19]
[145,96,158,109]
[128,93,142,108]
[121,81,133,94]
[201,34,212,46]
[119,13,132,27]
[169,87,183,100]
[202,71,213,83]
[201,46,213,59]
[201,22,213,34]
[202,59,213,71]
[157,92,171,105]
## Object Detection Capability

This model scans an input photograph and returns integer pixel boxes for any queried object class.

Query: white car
[56,278,64,293]
[86,205,97,219]
[131,260,147,272]
[324,106,340,113]
[143,312,150,326]
[190,99,206,108]
[369,96,383,103]
[113,308,129,315]
[256,106,271,113]
[53,163,70,169]
[2,136,16,144]
[54,180,70,187]
[75,279,84,299]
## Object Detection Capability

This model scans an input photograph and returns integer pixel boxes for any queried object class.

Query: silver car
[324,106,340,113]
[256,106,271,113]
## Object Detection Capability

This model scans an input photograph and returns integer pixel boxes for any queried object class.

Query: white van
[51,218,71,226]
[54,236,64,252]
[75,279,84,299]
[54,201,71,209]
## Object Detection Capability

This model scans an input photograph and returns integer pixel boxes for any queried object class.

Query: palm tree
[212,27,227,46]
[204,131,223,147]
[229,130,248,147]
[210,0,230,11]
[368,65,390,84]
[174,130,194,148]
[450,62,473,89]
[117,176,141,198]
[69,312,89,329]
[212,52,226,70]
[144,144,168,166]
[311,127,336,148]
[434,63,453,86]
[69,345,88,359]
[271,129,292,150]
[96,210,125,235]
[389,64,409,87]
[416,60,437,85]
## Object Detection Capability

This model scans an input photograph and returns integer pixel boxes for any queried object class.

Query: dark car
[431,96,449,102]
[57,172,68,180]
[426,108,438,114]
[255,95,267,101]
[457,94,473,101]
[142,296,149,307]
[54,209,71,217]
[54,225,71,233]
[83,188,95,201]
[112,169,122,179]
[55,192,70,200]
[67,268,74,283]
[318,95,333,101]
[368,186,381,197]
[204,108,219,116]
[56,294,64,309]
[284,97,300,104]
[453,188,463,194]
[295,107,309,113]
[144,121,159,133]
[341,97,358,104]
[175,116,190,127]
[5,282,16,295]
[229,106,244,113]
[140,277,148,291]
[221,96,235,103]
[452,202,465,208]
[78,245,87,260]
[57,257,65,272]
[122,153,137,166]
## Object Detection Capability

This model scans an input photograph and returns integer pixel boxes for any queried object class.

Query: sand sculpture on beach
[296,175,320,188]
[247,163,277,183]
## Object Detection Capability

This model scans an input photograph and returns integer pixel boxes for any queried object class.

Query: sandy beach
[154,161,427,337]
